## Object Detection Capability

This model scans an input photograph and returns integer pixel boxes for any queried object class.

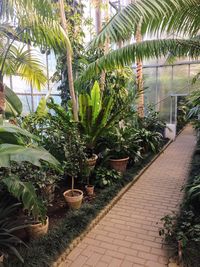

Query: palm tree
[0,0,71,118]
[77,0,200,89]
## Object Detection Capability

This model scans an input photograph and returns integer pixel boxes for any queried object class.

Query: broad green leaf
[91,81,101,123]
[3,176,46,221]
[5,86,22,118]
[0,144,60,168]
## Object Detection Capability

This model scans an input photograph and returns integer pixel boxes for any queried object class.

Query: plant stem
[72,176,74,196]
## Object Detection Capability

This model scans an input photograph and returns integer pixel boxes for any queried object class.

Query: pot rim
[87,153,98,161]
[109,157,129,162]
[30,216,49,227]
[85,184,94,188]
[63,189,83,197]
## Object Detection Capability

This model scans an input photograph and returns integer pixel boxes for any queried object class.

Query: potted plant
[63,126,87,209]
[78,81,126,169]
[2,175,48,240]
[103,124,142,172]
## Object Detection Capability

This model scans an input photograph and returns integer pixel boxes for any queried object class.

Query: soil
[47,185,96,229]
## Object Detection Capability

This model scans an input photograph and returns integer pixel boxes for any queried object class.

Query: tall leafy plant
[78,81,125,154]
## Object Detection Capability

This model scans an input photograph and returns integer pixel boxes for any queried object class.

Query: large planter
[109,157,129,173]
[27,216,49,240]
[63,189,83,209]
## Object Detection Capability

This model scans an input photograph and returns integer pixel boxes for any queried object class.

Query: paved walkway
[59,126,196,267]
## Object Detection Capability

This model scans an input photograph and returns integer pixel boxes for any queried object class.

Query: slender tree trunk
[135,24,144,118]
[100,0,110,92]
[59,0,78,121]
[0,74,5,119]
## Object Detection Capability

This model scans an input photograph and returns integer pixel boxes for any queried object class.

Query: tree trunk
[135,24,144,118]
[0,74,5,119]
[58,0,78,121]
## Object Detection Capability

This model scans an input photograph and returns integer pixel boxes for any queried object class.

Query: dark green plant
[98,124,142,161]
[0,200,27,263]
[10,162,61,205]
[94,167,122,188]
[78,81,135,157]
[138,105,166,134]
[2,176,46,223]
[63,125,87,192]
[137,128,163,154]
[0,122,60,223]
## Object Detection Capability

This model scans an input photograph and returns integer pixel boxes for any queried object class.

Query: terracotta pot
[86,154,98,170]
[85,185,94,196]
[27,216,49,240]
[0,255,4,263]
[109,157,129,173]
[63,189,83,209]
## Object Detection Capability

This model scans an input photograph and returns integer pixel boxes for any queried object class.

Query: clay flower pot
[109,157,129,173]
[63,189,83,209]
[85,185,94,196]
[27,216,49,240]
[86,154,98,170]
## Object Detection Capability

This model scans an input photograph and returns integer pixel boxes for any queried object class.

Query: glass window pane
[11,76,31,93]
[17,95,32,115]
[172,65,189,94]
[143,67,157,106]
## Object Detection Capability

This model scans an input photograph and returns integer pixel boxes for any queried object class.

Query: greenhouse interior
[1,1,200,267]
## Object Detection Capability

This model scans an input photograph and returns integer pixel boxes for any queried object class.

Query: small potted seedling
[85,164,95,196]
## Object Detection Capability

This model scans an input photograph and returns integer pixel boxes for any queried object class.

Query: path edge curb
[54,139,173,267]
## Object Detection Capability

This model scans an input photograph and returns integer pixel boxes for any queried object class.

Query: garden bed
[4,141,171,267]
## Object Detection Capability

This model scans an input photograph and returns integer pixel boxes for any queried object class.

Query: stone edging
[53,140,173,267]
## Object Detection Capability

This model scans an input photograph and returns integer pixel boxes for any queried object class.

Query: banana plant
[0,122,60,168]
[0,122,60,224]
[5,86,22,119]
[78,81,125,150]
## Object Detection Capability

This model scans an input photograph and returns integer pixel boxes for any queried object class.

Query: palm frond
[90,0,199,48]
[0,0,71,53]
[78,38,200,84]
[1,44,47,90]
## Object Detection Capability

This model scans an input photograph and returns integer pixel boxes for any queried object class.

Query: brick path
[59,126,196,267]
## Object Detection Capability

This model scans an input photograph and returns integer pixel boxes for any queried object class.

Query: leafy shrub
[94,167,122,188]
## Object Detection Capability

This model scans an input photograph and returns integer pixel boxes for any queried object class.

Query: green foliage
[138,105,166,134]
[137,128,163,154]
[94,167,122,188]
[99,124,142,161]
[2,176,46,223]
[78,81,128,153]
[4,86,22,119]
[159,145,200,266]
[0,200,27,263]
[0,122,60,168]
[187,90,200,131]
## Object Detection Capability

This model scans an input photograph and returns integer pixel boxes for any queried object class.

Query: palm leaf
[78,38,200,84]
[90,0,199,48]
